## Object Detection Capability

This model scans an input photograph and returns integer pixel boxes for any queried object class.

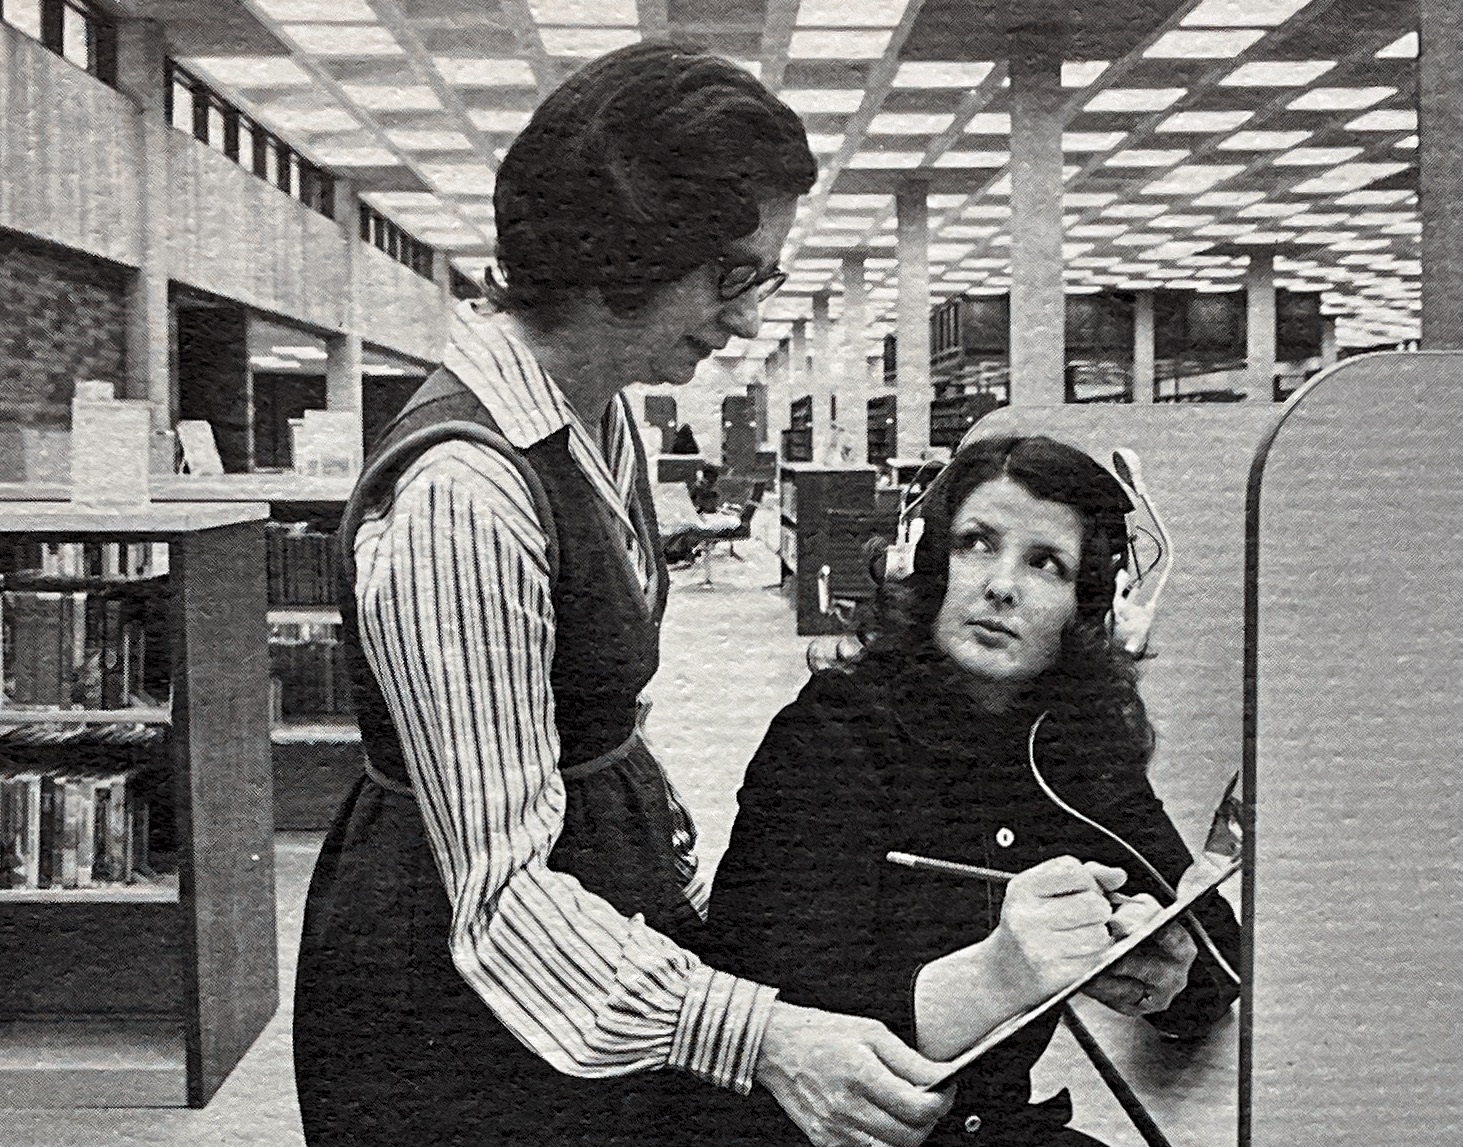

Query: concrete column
[765,344,786,454]
[325,179,365,454]
[115,19,172,436]
[790,317,809,407]
[810,292,834,462]
[896,179,933,456]
[1420,0,1463,347]
[836,253,869,465]
[867,353,885,391]
[1007,29,1066,406]
[1320,314,1339,367]
[1246,251,1278,402]
[1132,290,1155,404]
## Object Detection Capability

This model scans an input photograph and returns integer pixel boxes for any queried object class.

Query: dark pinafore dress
[293,370,706,1146]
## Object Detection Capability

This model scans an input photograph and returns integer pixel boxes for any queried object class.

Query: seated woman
[700,435,1241,1146]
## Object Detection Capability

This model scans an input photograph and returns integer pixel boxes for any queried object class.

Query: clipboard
[930,857,1241,1089]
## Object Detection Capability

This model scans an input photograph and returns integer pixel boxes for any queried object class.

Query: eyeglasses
[717,260,788,303]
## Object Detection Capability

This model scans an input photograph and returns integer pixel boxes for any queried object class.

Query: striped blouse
[349,303,777,1093]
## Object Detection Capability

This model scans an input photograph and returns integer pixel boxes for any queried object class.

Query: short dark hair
[489,42,817,323]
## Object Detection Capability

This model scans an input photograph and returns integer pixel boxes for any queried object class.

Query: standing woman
[293,44,958,1147]
[701,436,1242,1145]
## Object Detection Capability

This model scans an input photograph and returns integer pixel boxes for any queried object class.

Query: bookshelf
[0,507,278,1108]
[777,464,877,635]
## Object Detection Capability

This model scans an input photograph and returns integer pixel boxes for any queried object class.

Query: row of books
[0,762,151,890]
[0,540,169,581]
[267,523,340,607]
[1,589,168,710]
[271,637,352,720]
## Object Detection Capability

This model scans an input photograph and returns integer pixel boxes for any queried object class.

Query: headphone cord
[1027,713,1241,986]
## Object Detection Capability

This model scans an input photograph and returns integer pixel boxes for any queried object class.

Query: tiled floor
[4,521,1227,1145]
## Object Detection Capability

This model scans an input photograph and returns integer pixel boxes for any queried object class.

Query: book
[930,858,1242,1088]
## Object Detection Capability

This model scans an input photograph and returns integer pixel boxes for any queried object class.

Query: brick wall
[0,229,130,428]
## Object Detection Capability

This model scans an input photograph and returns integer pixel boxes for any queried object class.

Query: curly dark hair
[488,42,817,325]
[840,436,1155,782]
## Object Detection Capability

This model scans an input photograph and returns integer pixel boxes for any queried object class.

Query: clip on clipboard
[929,857,1241,1090]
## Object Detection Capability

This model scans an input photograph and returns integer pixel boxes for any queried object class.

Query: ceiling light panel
[1084,88,1186,112]
[1345,108,1417,131]
[1286,87,1394,111]
[846,151,926,168]
[868,112,954,134]
[1219,129,1313,149]
[1105,148,1190,167]
[387,130,473,151]
[805,134,846,153]
[528,0,637,22]
[1063,132,1128,151]
[1062,62,1109,87]
[1145,29,1265,58]
[1142,164,1246,193]
[1221,60,1334,86]
[892,61,995,88]
[1290,161,1410,193]
[342,84,441,111]
[796,0,908,24]
[434,58,536,86]
[933,150,1008,167]
[309,146,400,165]
[539,28,640,55]
[1181,0,1312,24]
[257,106,361,132]
[789,30,893,58]
[282,24,403,56]
[420,163,497,193]
[782,89,864,114]
[1157,110,1252,132]
[1273,146,1363,165]
[1376,32,1418,58]
[466,109,532,132]
[183,57,312,86]
[252,0,376,20]
[964,113,1011,134]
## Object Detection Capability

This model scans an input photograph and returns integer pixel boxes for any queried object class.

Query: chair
[689,481,766,587]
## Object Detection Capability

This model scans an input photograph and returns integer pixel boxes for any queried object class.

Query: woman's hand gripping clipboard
[928,856,1240,1090]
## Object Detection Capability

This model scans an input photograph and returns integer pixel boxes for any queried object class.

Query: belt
[364,702,651,795]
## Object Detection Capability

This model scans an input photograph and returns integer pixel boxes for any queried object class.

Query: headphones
[881,446,1172,657]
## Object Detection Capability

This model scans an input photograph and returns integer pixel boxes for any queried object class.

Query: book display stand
[0,503,277,1107]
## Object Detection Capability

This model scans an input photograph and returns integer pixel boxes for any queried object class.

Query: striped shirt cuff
[668,965,779,1094]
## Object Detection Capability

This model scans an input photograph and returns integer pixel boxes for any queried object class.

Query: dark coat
[695,657,1241,1146]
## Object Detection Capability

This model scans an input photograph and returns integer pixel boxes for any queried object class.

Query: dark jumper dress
[293,371,707,1146]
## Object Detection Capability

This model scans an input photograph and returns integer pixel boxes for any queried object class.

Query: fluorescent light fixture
[828,194,893,209]
[1147,241,1213,259]
[893,62,994,88]
[1103,203,1169,217]
[1237,201,1308,217]
[1145,29,1265,58]
[796,0,908,24]
[272,345,328,360]
[985,175,1011,196]
[184,56,311,86]
[1194,222,1258,236]
[781,89,864,114]
[259,106,360,132]
[1112,232,1165,246]
[964,113,1011,134]
[1181,0,1311,25]
[1070,223,1128,238]
[1346,108,1417,131]
[250,355,301,370]
[1376,32,1418,58]
[341,84,441,111]
[1219,129,1312,150]
[1290,161,1410,193]
[929,194,967,207]
[254,0,376,20]
[1063,192,1118,207]
[1337,189,1412,205]
[387,130,473,151]
[962,204,1011,219]
[366,192,444,208]
[805,134,846,153]
[434,57,536,86]
[1395,135,1418,150]
[933,150,1009,167]
[421,229,490,248]
[788,29,892,58]
[1286,87,1394,111]
[539,27,640,55]
[467,109,533,132]
[868,112,955,134]
[1194,190,1265,206]
[1274,146,1363,166]
[1151,214,1216,228]
[821,215,877,230]
[420,163,497,193]
[1105,148,1190,167]
[1157,110,1253,132]
[1142,164,1245,194]
[1221,60,1334,86]
[1083,88,1186,112]
[846,151,925,168]
[1062,61,1109,87]
[1063,132,1128,151]
[282,24,403,56]
[528,0,637,22]
[941,225,1001,239]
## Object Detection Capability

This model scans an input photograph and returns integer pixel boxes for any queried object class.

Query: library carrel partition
[0,502,278,1107]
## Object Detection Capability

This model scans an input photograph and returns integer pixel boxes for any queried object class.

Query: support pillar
[896,179,933,456]
[1420,0,1463,348]
[810,292,834,463]
[1132,290,1155,404]
[116,19,173,440]
[1007,29,1066,406]
[325,179,365,454]
[1320,314,1339,367]
[836,253,868,465]
[1246,251,1277,403]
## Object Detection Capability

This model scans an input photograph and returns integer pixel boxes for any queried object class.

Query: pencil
[885,851,1018,883]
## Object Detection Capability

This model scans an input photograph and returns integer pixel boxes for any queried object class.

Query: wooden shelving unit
[777,464,877,635]
[0,504,278,1108]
